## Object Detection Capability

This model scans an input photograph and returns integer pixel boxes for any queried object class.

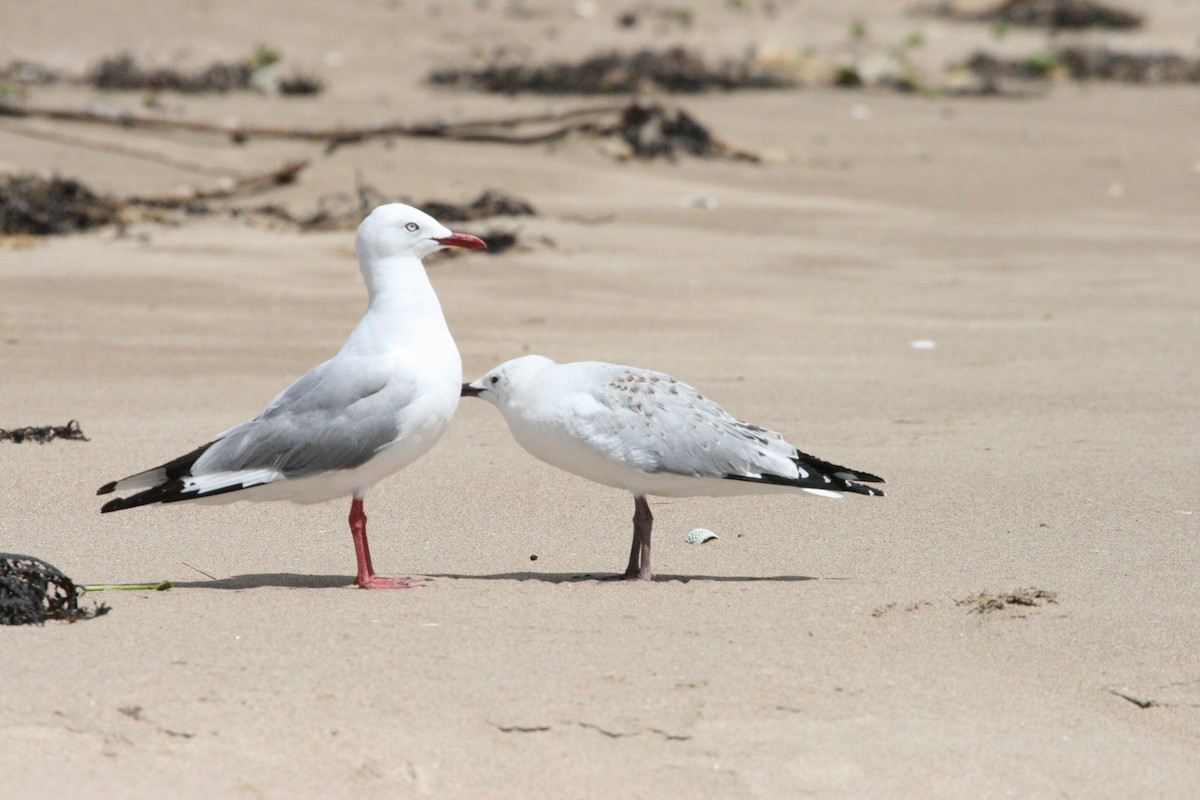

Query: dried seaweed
[0,175,121,235]
[956,587,1057,614]
[429,47,796,95]
[477,230,519,254]
[0,554,109,625]
[607,102,755,161]
[951,0,1144,30]
[90,54,251,93]
[1054,46,1200,82]
[963,46,1200,84]
[0,60,62,86]
[87,53,323,95]
[421,190,536,222]
[0,100,755,159]
[228,186,536,238]
[2,54,322,95]
[0,420,90,444]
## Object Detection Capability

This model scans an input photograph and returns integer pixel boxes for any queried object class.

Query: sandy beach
[2,1,1198,796]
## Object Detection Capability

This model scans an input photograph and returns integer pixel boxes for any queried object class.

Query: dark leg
[623,513,643,577]
[614,495,654,581]
[349,496,426,589]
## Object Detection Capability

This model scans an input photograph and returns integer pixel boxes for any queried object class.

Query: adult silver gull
[98,203,486,589]
[462,355,883,580]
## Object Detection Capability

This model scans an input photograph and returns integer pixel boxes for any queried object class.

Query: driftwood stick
[125,159,310,208]
[0,101,626,145]
[0,122,233,176]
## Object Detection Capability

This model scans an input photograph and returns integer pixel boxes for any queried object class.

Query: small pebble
[679,195,719,211]
[530,554,538,561]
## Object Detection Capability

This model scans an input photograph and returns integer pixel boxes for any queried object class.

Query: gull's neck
[339,253,452,357]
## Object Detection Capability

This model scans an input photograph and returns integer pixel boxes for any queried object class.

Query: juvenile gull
[98,203,486,589]
[463,355,883,580]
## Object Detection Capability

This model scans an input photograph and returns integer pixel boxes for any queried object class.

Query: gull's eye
[405,222,419,232]
[490,375,500,385]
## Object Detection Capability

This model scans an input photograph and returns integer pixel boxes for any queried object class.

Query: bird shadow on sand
[428,572,820,584]
[172,573,353,590]
[170,572,822,589]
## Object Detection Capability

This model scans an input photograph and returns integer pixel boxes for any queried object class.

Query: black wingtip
[97,481,117,496]
[100,497,124,513]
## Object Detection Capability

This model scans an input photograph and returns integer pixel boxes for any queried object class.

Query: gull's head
[356,203,487,263]
[462,355,556,407]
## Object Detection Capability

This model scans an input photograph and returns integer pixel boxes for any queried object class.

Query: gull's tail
[97,441,274,512]
[725,449,885,498]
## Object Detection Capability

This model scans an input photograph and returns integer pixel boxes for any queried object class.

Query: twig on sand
[82,581,173,591]
[0,100,623,145]
[181,562,217,580]
[0,101,761,161]
[1107,688,1156,709]
[125,159,309,209]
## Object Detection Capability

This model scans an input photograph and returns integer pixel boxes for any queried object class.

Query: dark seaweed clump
[88,53,322,96]
[0,420,90,444]
[965,46,1200,84]
[951,0,1143,30]
[617,103,725,159]
[90,54,251,92]
[0,554,108,625]
[429,47,795,95]
[0,176,120,235]
[421,190,536,222]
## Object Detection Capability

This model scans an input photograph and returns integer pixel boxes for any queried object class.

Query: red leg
[349,496,426,589]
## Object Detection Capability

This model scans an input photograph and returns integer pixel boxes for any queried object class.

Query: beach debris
[0,554,109,625]
[0,420,90,444]
[234,186,537,237]
[0,175,121,236]
[685,528,719,545]
[1107,688,1157,709]
[90,53,250,93]
[81,581,172,591]
[422,189,537,222]
[0,162,311,236]
[909,339,937,350]
[0,99,759,160]
[0,60,62,87]
[126,159,310,210]
[962,46,1200,85]
[477,229,520,254]
[1,50,322,95]
[428,47,796,95]
[89,49,323,95]
[606,102,757,161]
[956,587,1057,613]
[936,0,1144,30]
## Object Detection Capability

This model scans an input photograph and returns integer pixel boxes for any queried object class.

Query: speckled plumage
[463,355,883,579]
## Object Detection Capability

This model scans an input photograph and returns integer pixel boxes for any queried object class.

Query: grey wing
[575,367,800,480]
[195,356,412,478]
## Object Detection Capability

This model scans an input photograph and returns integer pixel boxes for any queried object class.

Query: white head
[462,355,556,407]
[356,203,487,264]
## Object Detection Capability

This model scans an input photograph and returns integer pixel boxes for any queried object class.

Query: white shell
[685,528,719,545]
